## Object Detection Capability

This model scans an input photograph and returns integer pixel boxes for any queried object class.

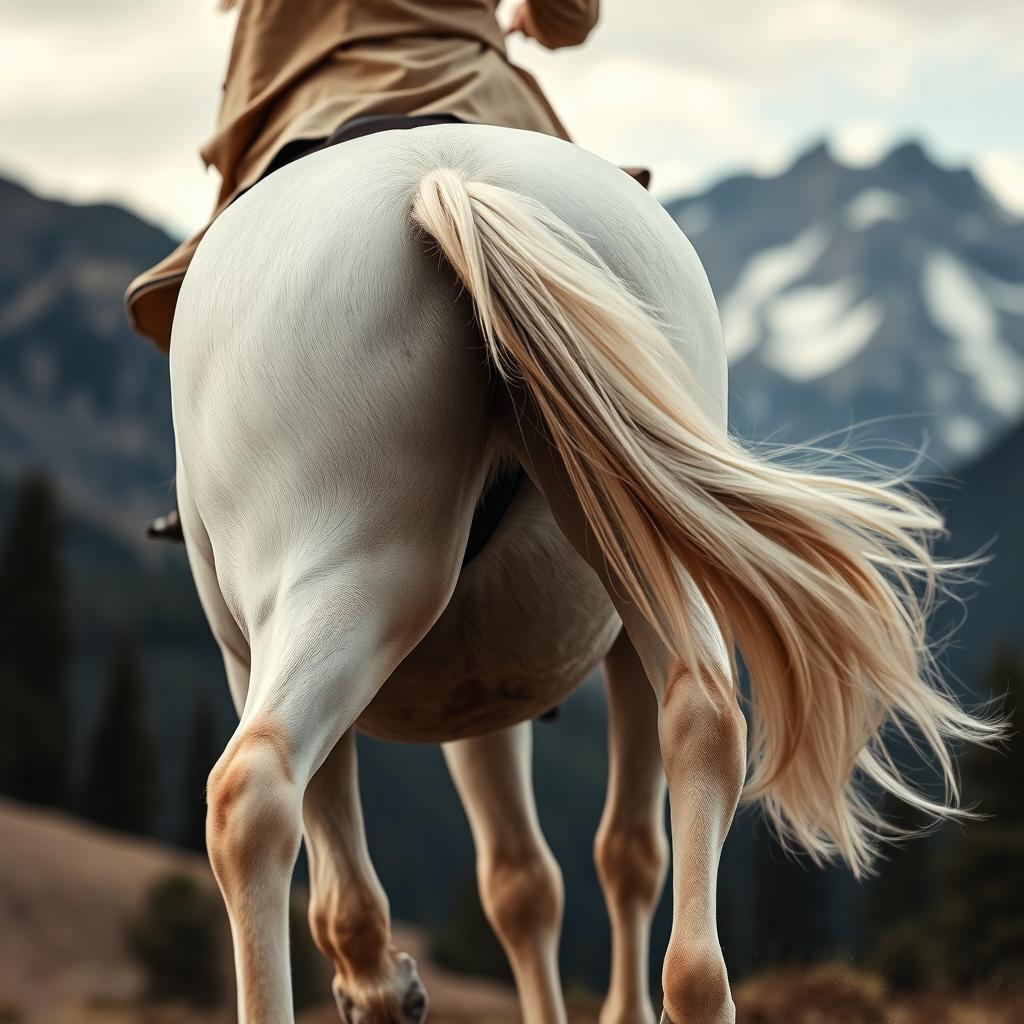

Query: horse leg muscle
[179,477,251,713]
[443,723,567,1024]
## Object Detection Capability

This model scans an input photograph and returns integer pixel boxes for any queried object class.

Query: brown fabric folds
[124,1,642,350]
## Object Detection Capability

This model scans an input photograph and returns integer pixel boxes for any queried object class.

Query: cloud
[976,149,1024,217]
[524,52,789,198]
[0,2,234,234]
[0,0,1021,230]
[510,0,1024,207]
[834,120,896,166]
[566,0,1024,83]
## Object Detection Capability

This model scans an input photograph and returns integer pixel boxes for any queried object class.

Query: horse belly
[356,481,619,742]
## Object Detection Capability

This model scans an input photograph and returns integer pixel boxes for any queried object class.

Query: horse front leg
[443,722,567,1024]
[304,728,428,1023]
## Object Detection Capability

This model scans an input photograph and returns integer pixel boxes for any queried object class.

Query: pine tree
[129,873,226,1007]
[179,695,217,852]
[867,645,1024,991]
[430,872,512,982]
[931,645,1024,990]
[958,646,1024,823]
[0,473,71,806]
[81,627,160,835]
[748,826,834,971]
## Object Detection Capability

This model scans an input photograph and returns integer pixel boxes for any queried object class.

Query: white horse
[170,123,992,1024]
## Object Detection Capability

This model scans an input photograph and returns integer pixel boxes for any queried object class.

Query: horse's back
[173,123,725,427]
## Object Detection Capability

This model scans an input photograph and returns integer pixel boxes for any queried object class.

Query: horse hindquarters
[170,183,497,1022]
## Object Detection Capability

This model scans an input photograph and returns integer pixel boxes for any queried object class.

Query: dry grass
[25,975,1024,1024]
[733,963,1024,1024]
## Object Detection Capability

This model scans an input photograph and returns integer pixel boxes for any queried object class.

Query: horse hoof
[333,953,428,1023]
[397,954,428,1023]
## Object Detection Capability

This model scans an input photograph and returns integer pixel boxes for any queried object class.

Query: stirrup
[146,508,184,543]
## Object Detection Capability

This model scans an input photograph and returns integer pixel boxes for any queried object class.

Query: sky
[2,0,1022,240]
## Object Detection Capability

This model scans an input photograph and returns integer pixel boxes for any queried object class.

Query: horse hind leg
[304,729,427,1024]
[194,407,489,1021]
[170,169,510,1018]
[204,535,466,1024]
[502,411,743,1024]
[443,722,567,1024]
[184,455,485,1022]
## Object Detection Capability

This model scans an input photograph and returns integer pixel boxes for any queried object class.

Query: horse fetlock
[309,888,391,980]
[480,845,564,950]
[661,940,734,1024]
[332,952,428,1024]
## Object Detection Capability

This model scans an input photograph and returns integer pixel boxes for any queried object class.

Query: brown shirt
[125,0,603,349]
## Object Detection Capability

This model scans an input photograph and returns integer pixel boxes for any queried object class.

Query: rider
[126,0,648,539]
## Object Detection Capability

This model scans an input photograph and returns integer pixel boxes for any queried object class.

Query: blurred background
[0,1,1022,1022]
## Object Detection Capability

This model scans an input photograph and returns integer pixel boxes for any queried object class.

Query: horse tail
[411,167,998,876]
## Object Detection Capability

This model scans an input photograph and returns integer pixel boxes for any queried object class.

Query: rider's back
[205,0,589,199]
[127,0,600,349]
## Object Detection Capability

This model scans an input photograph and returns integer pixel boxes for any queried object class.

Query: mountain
[0,140,1020,993]
[2,139,1022,561]
[0,176,176,560]
[927,418,1024,689]
[667,140,1024,471]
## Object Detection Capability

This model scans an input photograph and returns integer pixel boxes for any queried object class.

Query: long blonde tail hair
[412,168,997,876]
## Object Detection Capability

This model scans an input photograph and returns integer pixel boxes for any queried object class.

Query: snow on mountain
[763,281,883,381]
[720,226,828,363]
[667,140,1024,468]
[921,250,1024,419]
[843,188,908,231]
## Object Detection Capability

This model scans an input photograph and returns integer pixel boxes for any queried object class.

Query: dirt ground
[2,799,1020,1024]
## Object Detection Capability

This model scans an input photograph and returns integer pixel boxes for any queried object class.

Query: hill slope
[0,798,520,1024]
[927,418,1024,688]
